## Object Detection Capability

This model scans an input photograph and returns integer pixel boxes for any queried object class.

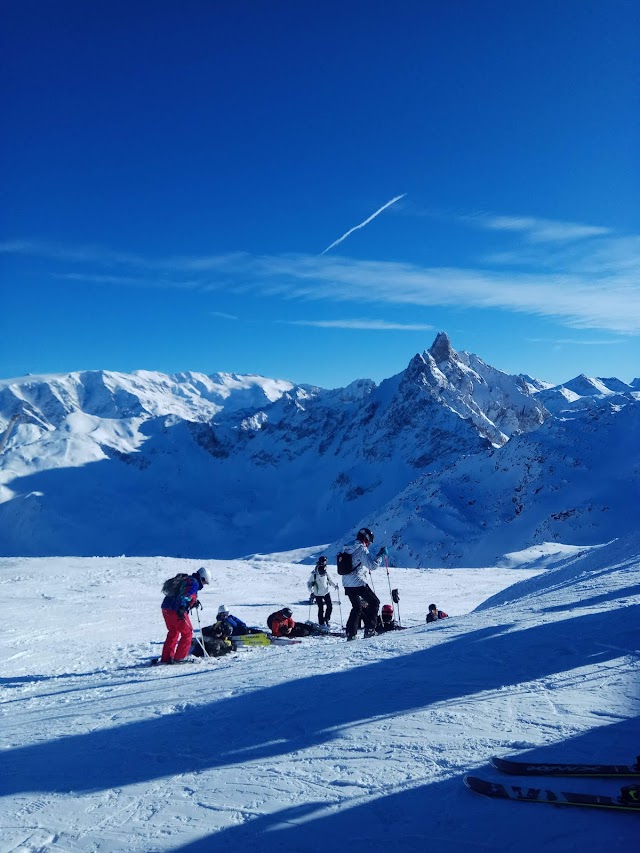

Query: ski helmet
[381,604,394,620]
[217,604,229,617]
[317,556,327,565]
[197,566,211,585]
[281,607,293,618]
[356,527,374,545]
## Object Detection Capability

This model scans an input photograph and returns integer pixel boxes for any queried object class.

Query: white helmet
[197,567,211,585]
[217,604,229,616]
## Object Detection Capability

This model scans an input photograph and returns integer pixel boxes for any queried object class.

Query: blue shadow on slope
[542,584,640,613]
[0,605,638,800]
[169,716,640,853]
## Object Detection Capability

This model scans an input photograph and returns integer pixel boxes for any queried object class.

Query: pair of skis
[465,755,640,813]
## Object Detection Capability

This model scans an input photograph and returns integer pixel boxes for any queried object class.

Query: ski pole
[335,585,344,629]
[194,606,210,657]
[384,555,396,619]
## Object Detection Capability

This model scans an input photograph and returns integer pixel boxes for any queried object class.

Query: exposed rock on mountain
[0,334,631,564]
[344,394,639,567]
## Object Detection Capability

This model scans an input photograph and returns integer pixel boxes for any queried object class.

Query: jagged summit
[428,331,455,364]
[402,334,548,445]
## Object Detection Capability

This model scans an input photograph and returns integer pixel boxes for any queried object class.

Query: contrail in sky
[320,193,407,255]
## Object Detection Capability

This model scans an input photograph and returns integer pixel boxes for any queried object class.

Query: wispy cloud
[256,252,640,334]
[4,217,640,335]
[524,337,625,346]
[0,239,245,276]
[52,272,202,289]
[0,239,151,267]
[286,319,434,331]
[320,194,406,255]
[210,310,239,320]
[465,213,612,243]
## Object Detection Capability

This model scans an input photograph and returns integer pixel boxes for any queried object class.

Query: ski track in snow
[1,548,639,852]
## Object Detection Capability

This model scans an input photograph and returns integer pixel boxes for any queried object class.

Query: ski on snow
[464,775,640,813]
[491,755,640,778]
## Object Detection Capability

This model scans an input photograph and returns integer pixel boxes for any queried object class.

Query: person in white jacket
[307,556,339,627]
[340,527,387,640]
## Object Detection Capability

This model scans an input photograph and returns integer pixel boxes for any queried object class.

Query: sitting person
[192,618,236,657]
[267,607,312,638]
[215,604,262,635]
[376,603,401,633]
[426,603,448,623]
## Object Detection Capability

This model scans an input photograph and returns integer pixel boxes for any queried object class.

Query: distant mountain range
[0,333,638,565]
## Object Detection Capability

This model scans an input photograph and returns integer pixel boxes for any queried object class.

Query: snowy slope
[357,394,640,567]
[1,538,638,852]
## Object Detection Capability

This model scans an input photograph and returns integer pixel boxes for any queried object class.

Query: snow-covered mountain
[1,333,636,564]
[531,372,640,415]
[0,369,316,428]
[355,396,640,567]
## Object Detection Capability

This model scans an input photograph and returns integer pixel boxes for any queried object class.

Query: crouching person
[376,604,401,633]
[193,618,236,657]
[267,607,312,638]
[215,604,264,636]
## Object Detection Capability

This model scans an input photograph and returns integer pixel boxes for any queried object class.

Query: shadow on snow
[170,717,640,853]
[1,604,638,804]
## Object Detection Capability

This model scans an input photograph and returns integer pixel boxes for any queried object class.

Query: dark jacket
[426,610,448,623]
[221,614,248,635]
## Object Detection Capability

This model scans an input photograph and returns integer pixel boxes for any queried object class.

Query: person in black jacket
[426,603,448,623]
[193,617,236,657]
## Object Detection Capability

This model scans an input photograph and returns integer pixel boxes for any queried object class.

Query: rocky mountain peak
[428,331,455,365]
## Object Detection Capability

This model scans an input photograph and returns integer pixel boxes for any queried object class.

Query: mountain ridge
[0,333,636,564]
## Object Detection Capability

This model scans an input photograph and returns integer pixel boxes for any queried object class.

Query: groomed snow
[1,541,639,852]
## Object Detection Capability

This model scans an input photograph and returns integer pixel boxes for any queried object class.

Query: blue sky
[1,0,639,387]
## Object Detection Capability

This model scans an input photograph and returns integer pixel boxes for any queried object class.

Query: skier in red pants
[160,567,211,663]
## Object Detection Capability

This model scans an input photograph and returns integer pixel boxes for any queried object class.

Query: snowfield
[1,540,639,852]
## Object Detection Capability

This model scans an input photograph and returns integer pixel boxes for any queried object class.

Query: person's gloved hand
[192,599,203,610]
[309,594,316,603]
[377,546,388,558]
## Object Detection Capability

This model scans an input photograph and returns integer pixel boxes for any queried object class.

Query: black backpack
[336,551,354,575]
[266,612,276,631]
[162,573,189,596]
